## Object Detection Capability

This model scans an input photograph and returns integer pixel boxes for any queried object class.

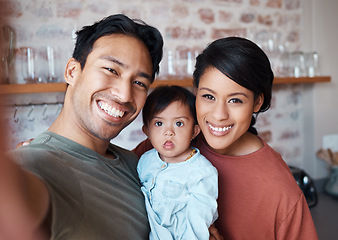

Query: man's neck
[48,112,111,157]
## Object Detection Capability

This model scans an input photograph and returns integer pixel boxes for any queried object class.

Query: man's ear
[142,125,149,137]
[192,124,201,140]
[254,93,264,113]
[64,58,81,86]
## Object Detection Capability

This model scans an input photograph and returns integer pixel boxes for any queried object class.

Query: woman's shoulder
[133,138,153,159]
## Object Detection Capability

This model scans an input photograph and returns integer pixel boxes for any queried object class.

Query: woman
[134,37,318,239]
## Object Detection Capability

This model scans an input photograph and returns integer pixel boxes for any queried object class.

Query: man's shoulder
[108,143,140,168]
[109,143,137,158]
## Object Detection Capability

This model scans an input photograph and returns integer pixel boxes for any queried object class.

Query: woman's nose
[212,102,229,121]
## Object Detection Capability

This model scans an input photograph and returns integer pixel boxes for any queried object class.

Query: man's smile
[98,101,125,118]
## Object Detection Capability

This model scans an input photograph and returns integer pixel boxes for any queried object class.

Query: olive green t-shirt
[12,131,149,240]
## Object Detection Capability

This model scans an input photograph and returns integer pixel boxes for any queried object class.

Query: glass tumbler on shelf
[305,52,320,77]
[158,49,176,79]
[39,46,60,82]
[19,47,40,83]
[290,51,306,78]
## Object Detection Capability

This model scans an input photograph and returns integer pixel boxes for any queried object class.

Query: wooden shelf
[0,76,331,94]
[273,76,331,84]
[0,82,67,94]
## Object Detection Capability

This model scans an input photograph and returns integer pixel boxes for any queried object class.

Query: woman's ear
[142,125,149,137]
[192,124,201,140]
[64,58,81,86]
[253,93,264,113]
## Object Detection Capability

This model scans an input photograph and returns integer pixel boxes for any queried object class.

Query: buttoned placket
[148,162,168,202]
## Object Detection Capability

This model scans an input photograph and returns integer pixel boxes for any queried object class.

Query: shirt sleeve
[276,194,319,240]
[184,165,218,239]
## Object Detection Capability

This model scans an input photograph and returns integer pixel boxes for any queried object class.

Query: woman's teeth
[98,102,124,118]
[208,123,232,132]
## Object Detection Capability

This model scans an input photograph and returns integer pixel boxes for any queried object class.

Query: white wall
[302,0,338,179]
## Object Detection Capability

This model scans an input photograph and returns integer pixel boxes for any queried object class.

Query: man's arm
[0,133,50,240]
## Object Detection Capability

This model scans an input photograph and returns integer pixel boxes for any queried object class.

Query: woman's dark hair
[72,14,163,82]
[142,85,197,126]
[193,37,274,135]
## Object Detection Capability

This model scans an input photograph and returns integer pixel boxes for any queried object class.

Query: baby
[137,85,218,239]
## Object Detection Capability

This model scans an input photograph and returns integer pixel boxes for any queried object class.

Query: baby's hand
[209,224,224,240]
[16,138,34,148]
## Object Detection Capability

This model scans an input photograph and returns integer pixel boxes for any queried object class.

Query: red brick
[256,114,272,127]
[280,130,299,140]
[214,0,243,3]
[172,4,189,18]
[198,8,215,24]
[266,0,282,8]
[258,130,272,143]
[250,0,260,6]
[176,46,191,57]
[257,14,273,26]
[285,0,301,10]
[181,0,204,2]
[211,28,246,39]
[286,31,299,43]
[219,10,233,22]
[57,2,82,18]
[165,26,206,40]
[240,12,255,23]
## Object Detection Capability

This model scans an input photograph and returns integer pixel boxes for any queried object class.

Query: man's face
[68,34,153,141]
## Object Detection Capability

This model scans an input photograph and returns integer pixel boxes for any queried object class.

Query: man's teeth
[208,123,232,132]
[98,102,125,118]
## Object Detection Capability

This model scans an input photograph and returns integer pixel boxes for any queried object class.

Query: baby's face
[145,101,199,163]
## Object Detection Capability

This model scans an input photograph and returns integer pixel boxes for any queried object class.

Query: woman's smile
[207,122,233,135]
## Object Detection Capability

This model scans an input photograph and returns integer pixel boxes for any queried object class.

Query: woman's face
[195,67,263,155]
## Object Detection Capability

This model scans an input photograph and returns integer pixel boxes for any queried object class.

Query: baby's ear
[142,125,149,137]
[192,124,201,140]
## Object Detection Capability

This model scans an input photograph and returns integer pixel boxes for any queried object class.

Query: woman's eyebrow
[199,87,249,98]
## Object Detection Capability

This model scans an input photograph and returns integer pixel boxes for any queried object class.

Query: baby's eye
[175,121,184,127]
[155,121,163,127]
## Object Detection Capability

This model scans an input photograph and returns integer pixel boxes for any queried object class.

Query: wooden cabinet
[0,76,331,94]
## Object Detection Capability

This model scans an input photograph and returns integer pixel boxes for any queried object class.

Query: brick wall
[1,0,308,168]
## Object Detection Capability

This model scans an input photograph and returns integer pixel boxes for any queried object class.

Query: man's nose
[111,79,133,103]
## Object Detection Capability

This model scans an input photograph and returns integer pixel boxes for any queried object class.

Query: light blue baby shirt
[137,148,218,240]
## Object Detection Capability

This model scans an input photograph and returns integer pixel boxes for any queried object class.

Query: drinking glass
[39,46,60,82]
[305,52,320,77]
[19,47,40,83]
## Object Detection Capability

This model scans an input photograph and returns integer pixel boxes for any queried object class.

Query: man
[0,14,163,240]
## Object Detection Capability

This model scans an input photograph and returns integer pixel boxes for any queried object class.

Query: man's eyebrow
[101,56,125,67]
[139,72,152,82]
[101,55,152,81]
